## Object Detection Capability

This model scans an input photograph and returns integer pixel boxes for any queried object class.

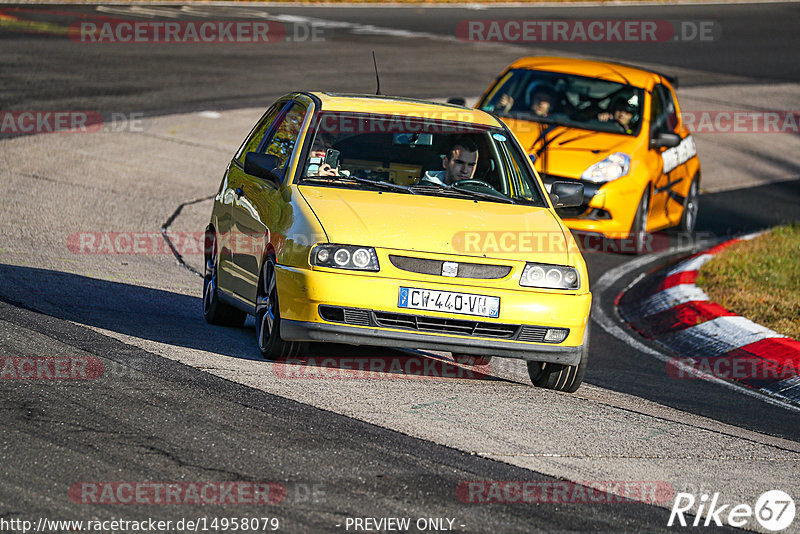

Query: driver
[597,94,638,134]
[496,85,560,118]
[419,137,479,186]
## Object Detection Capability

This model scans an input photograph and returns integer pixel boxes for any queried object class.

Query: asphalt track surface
[1,3,800,533]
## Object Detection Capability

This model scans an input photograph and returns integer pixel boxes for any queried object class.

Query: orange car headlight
[581,152,630,184]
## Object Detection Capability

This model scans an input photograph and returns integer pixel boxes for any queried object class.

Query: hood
[298,186,571,265]
[502,117,636,178]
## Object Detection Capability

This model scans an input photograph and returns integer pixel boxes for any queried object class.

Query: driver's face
[614,109,633,126]
[532,93,553,117]
[443,147,478,184]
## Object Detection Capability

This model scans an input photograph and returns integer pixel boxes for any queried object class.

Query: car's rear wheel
[628,187,650,255]
[203,234,247,327]
[256,256,302,360]
[452,354,492,366]
[677,176,699,233]
[526,324,589,393]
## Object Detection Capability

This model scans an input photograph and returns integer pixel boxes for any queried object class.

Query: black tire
[527,324,589,393]
[256,256,302,360]
[452,354,492,366]
[203,234,247,327]
[628,186,650,255]
[677,176,699,233]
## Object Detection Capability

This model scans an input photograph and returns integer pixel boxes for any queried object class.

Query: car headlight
[520,263,580,290]
[580,152,630,183]
[311,244,379,271]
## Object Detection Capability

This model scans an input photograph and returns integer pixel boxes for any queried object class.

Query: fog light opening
[544,328,569,343]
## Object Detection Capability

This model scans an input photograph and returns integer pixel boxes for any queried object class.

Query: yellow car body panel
[297,186,574,265]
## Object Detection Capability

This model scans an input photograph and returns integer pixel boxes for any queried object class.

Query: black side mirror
[550,181,584,208]
[447,97,467,106]
[244,152,282,185]
[650,132,681,149]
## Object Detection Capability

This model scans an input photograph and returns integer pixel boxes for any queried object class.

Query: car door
[649,84,694,229]
[229,99,310,304]
[217,100,289,299]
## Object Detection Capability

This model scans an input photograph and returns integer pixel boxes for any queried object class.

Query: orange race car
[475,56,700,253]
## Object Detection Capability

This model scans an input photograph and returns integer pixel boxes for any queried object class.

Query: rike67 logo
[669,490,795,531]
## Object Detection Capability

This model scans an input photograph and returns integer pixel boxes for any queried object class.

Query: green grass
[696,223,800,340]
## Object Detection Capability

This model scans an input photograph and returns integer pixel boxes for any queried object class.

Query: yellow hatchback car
[204,92,591,391]
[476,57,701,253]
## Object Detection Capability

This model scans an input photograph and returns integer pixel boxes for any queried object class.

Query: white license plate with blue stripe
[398,287,500,318]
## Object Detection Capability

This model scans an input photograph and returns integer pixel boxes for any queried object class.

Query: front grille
[318,305,565,342]
[388,255,511,279]
[556,205,590,218]
[374,312,517,338]
[343,308,371,326]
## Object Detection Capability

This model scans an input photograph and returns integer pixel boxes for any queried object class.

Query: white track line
[592,245,800,414]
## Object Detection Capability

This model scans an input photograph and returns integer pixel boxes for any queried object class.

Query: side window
[234,102,288,164]
[649,88,666,135]
[259,102,308,177]
[658,85,679,132]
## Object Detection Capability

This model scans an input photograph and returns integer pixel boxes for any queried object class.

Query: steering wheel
[451,179,498,192]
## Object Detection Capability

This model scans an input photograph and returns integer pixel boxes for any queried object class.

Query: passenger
[306,133,342,177]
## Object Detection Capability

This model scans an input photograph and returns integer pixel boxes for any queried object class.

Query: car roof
[308,92,503,128]
[505,56,671,88]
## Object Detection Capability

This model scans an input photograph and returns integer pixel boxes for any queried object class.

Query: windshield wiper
[413,183,514,204]
[451,185,515,204]
[301,175,416,194]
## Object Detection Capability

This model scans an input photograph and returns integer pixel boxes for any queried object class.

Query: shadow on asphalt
[697,177,800,237]
[0,264,506,383]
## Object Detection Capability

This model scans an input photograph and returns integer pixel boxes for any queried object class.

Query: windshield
[297,111,547,206]
[479,69,645,136]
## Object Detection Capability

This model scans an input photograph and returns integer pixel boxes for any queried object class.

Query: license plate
[398,287,500,318]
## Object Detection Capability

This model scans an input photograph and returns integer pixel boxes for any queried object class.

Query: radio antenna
[372,51,381,95]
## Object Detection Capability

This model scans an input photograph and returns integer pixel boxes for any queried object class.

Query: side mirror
[244,152,282,185]
[650,132,681,149]
[549,181,584,208]
[447,97,467,106]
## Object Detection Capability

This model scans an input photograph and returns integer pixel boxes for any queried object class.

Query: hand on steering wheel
[451,179,498,191]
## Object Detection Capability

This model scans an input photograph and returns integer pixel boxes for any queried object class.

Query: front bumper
[281,319,583,364]
[275,264,591,364]
[540,173,640,238]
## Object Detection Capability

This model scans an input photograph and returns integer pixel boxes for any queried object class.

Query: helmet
[525,83,558,107]
[610,93,638,113]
